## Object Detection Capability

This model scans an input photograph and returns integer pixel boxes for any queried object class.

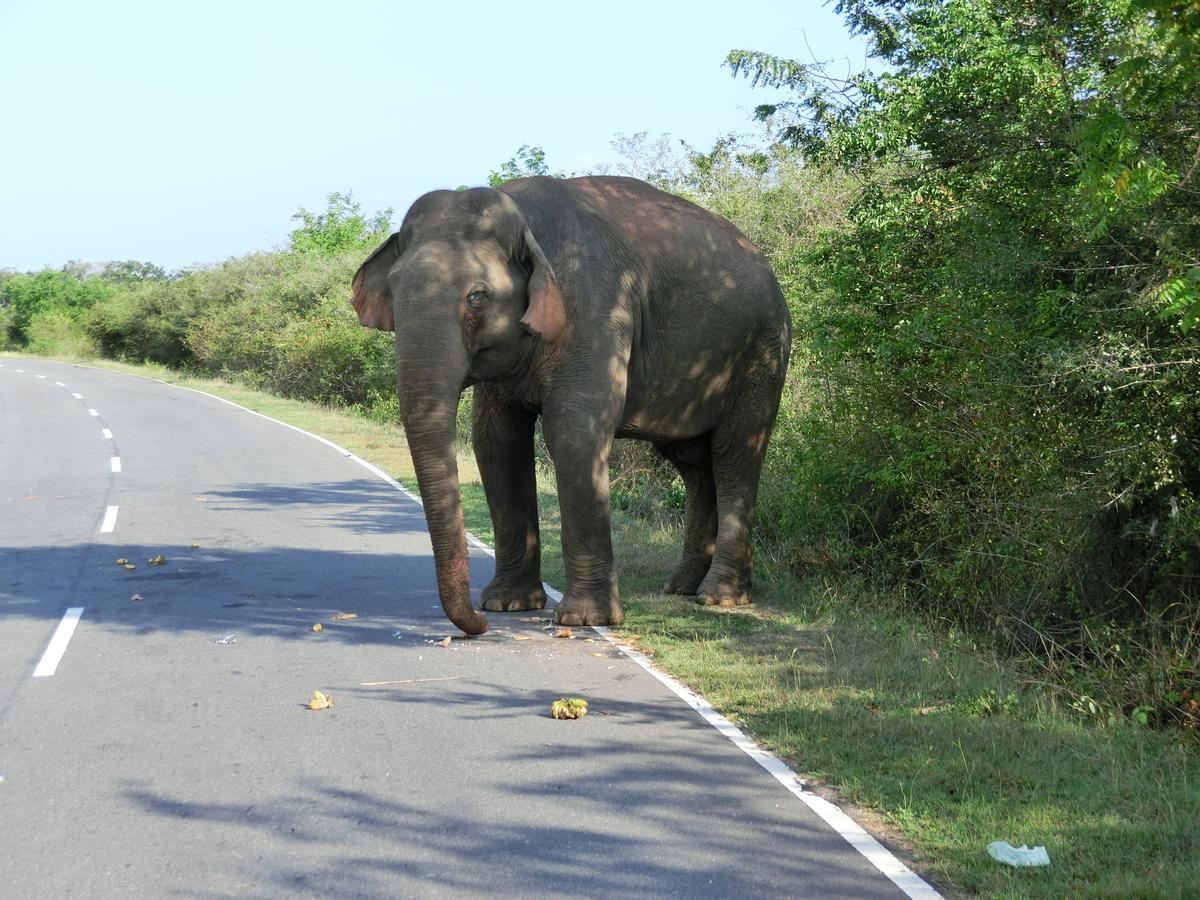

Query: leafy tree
[729,0,1200,721]
[487,145,563,186]
[100,260,168,283]
[0,269,112,342]
[288,192,393,256]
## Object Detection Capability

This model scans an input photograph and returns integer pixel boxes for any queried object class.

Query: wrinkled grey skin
[352,176,790,635]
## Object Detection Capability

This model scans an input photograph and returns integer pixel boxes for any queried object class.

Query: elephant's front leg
[543,415,624,627]
[473,392,546,612]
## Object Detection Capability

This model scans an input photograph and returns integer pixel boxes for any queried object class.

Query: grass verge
[33,355,1200,898]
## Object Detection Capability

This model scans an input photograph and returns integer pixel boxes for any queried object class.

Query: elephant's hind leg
[696,396,777,608]
[657,437,717,596]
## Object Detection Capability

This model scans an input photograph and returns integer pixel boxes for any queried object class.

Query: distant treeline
[3,0,1197,728]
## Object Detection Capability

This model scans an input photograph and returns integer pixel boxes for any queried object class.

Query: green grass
[27,354,1200,898]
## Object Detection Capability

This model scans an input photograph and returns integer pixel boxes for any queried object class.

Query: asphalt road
[0,359,932,899]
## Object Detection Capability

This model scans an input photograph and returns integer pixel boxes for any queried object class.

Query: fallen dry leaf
[914,706,943,716]
[550,698,588,719]
[148,554,166,566]
[307,690,334,710]
[512,634,533,641]
[312,623,323,633]
[437,636,452,647]
[115,558,128,565]
[193,496,207,502]
[130,594,144,602]
[123,563,136,571]
[190,543,200,549]
[590,652,607,657]
[553,628,574,639]
[331,613,358,621]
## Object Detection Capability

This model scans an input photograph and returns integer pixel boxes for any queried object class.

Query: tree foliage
[731,0,1200,723]
[487,145,563,186]
[288,191,393,256]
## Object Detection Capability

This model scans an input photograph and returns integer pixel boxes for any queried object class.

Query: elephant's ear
[351,233,403,331]
[518,227,566,342]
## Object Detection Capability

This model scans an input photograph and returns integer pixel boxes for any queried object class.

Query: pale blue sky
[0,1,865,271]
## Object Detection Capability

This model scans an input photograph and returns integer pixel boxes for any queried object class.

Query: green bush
[1,268,111,344]
[24,308,94,358]
[181,250,393,404]
[86,279,198,366]
[727,0,1200,725]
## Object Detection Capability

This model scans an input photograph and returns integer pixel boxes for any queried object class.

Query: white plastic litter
[987,841,1050,867]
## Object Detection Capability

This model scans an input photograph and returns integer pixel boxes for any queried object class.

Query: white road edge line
[32,608,85,678]
[111,457,122,473]
[102,428,113,439]
[100,505,118,533]
[590,621,940,899]
[69,362,940,899]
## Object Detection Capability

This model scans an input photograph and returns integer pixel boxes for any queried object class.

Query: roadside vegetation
[3,1,1197,894]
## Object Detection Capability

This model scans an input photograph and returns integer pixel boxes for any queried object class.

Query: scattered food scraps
[436,636,452,648]
[123,563,136,571]
[307,690,334,710]
[214,634,237,644]
[130,594,144,602]
[115,558,128,565]
[550,698,588,719]
[331,613,358,621]
[148,554,166,566]
[312,623,323,633]
[513,634,533,641]
[553,628,573,639]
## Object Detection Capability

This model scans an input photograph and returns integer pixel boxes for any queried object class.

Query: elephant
[351,176,790,635]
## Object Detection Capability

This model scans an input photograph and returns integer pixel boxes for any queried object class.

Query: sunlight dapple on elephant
[351,176,790,635]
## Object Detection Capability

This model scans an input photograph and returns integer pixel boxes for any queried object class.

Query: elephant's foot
[695,569,752,608]
[662,558,710,596]
[480,577,548,612]
[554,592,625,627]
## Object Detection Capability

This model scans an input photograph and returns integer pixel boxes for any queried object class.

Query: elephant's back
[503,176,784,314]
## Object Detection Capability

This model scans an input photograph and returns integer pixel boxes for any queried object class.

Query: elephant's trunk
[398,352,489,636]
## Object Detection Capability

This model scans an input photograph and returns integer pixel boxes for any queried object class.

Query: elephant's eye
[466,290,487,312]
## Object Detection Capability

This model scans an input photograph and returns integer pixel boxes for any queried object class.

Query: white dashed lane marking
[110,457,121,473]
[71,392,83,399]
[32,608,85,678]
[102,429,113,439]
[88,409,99,417]
[100,506,119,533]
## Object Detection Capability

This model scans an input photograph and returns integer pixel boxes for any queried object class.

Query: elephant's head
[350,187,565,635]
